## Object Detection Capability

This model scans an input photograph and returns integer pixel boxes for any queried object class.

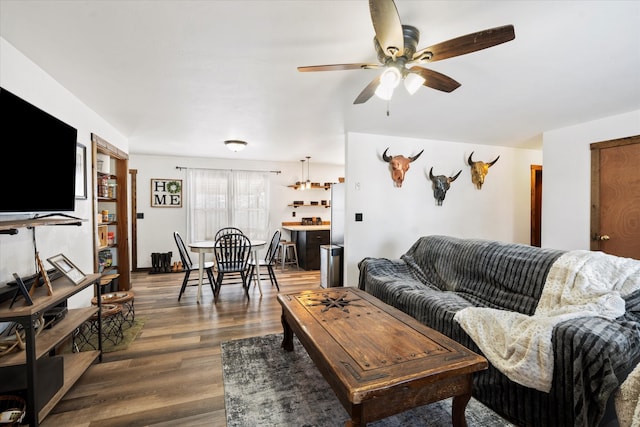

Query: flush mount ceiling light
[224,140,247,152]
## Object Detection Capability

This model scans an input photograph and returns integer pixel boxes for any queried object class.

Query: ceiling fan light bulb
[375,84,395,101]
[404,73,425,95]
[380,67,401,89]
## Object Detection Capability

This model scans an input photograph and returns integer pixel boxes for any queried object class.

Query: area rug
[222,333,515,427]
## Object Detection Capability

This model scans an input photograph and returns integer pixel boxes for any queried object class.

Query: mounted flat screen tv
[0,87,78,213]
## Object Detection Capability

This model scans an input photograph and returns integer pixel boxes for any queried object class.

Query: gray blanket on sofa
[455,249,640,393]
[358,235,640,427]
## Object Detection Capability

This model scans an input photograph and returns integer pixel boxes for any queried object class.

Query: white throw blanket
[454,250,640,392]
[616,362,640,427]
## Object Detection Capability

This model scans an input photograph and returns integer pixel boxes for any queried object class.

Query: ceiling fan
[298,0,515,104]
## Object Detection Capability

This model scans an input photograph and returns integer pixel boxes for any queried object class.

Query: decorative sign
[151,179,182,207]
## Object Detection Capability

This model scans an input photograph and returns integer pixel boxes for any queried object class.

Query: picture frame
[75,143,87,200]
[151,178,183,207]
[10,273,33,307]
[47,253,86,285]
[35,252,53,296]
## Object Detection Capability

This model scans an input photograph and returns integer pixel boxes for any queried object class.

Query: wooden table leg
[345,408,363,427]
[197,252,204,304]
[452,391,471,427]
[252,248,263,296]
[281,311,294,351]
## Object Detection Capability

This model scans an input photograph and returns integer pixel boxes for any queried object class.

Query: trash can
[320,244,343,288]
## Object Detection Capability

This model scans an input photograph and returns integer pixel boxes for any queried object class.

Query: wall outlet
[292,211,296,217]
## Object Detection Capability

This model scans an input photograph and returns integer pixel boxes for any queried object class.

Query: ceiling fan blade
[298,63,379,72]
[369,0,404,57]
[408,67,461,93]
[413,25,515,62]
[353,75,382,104]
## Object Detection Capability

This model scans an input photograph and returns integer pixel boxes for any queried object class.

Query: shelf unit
[287,183,331,190]
[287,204,331,208]
[92,133,130,291]
[287,183,332,209]
[0,273,102,426]
[0,217,84,235]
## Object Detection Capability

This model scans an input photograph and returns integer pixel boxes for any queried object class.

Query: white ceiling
[1,1,639,165]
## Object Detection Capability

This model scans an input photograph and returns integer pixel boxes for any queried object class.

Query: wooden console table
[0,273,102,426]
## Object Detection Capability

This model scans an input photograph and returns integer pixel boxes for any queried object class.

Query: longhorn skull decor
[429,167,462,206]
[468,151,500,189]
[382,147,424,187]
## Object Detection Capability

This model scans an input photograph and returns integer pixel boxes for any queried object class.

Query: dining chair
[213,232,252,301]
[173,231,216,301]
[247,229,281,291]
[214,227,244,241]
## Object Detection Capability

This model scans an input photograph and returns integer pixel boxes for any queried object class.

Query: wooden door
[530,165,542,247]
[590,135,640,259]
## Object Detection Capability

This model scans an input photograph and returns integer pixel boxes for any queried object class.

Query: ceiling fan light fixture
[374,84,395,101]
[375,67,402,100]
[380,67,402,89]
[224,140,247,152]
[404,72,426,95]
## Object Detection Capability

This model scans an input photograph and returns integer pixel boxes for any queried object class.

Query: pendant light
[299,159,306,190]
[305,156,312,189]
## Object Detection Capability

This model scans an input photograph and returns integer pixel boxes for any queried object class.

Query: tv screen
[0,87,78,213]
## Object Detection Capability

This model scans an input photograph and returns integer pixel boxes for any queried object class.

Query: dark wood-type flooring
[41,268,322,426]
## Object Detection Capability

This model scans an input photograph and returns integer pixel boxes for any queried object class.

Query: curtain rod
[176,166,281,174]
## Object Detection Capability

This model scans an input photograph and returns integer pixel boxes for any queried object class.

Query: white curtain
[186,169,270,242]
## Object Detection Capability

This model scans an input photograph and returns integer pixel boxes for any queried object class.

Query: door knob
[593,234,610,241]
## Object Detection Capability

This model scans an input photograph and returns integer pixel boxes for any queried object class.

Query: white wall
[4,30,637,301]
[0,37,127,307]
[343,132,542,286]
[542,110,640,250]
[129,154,344,267]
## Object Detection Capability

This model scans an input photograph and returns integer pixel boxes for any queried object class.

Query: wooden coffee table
[278,288,488,427]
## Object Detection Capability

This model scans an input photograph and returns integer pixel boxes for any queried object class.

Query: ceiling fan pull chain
[386,100,390,117]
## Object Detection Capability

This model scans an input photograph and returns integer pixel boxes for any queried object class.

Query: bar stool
[278,240,299,271]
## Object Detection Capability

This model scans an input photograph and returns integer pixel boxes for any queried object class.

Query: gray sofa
[357,235,640,427]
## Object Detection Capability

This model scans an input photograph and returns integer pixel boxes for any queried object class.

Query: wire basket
[0,395,26,425]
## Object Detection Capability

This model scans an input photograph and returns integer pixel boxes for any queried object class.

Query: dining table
[189,239,267,303]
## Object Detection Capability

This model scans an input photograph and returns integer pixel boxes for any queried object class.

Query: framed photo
[75,143,87,199]
[10,273,33,307]
[151,178,182,207]
[47,253,86,285]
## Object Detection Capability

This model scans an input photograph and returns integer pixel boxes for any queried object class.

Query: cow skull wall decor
[382,148,424,187]
[468,151,500,189]
[428,167,462,206]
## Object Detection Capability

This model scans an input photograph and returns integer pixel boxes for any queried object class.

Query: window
[186,169,270,242]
